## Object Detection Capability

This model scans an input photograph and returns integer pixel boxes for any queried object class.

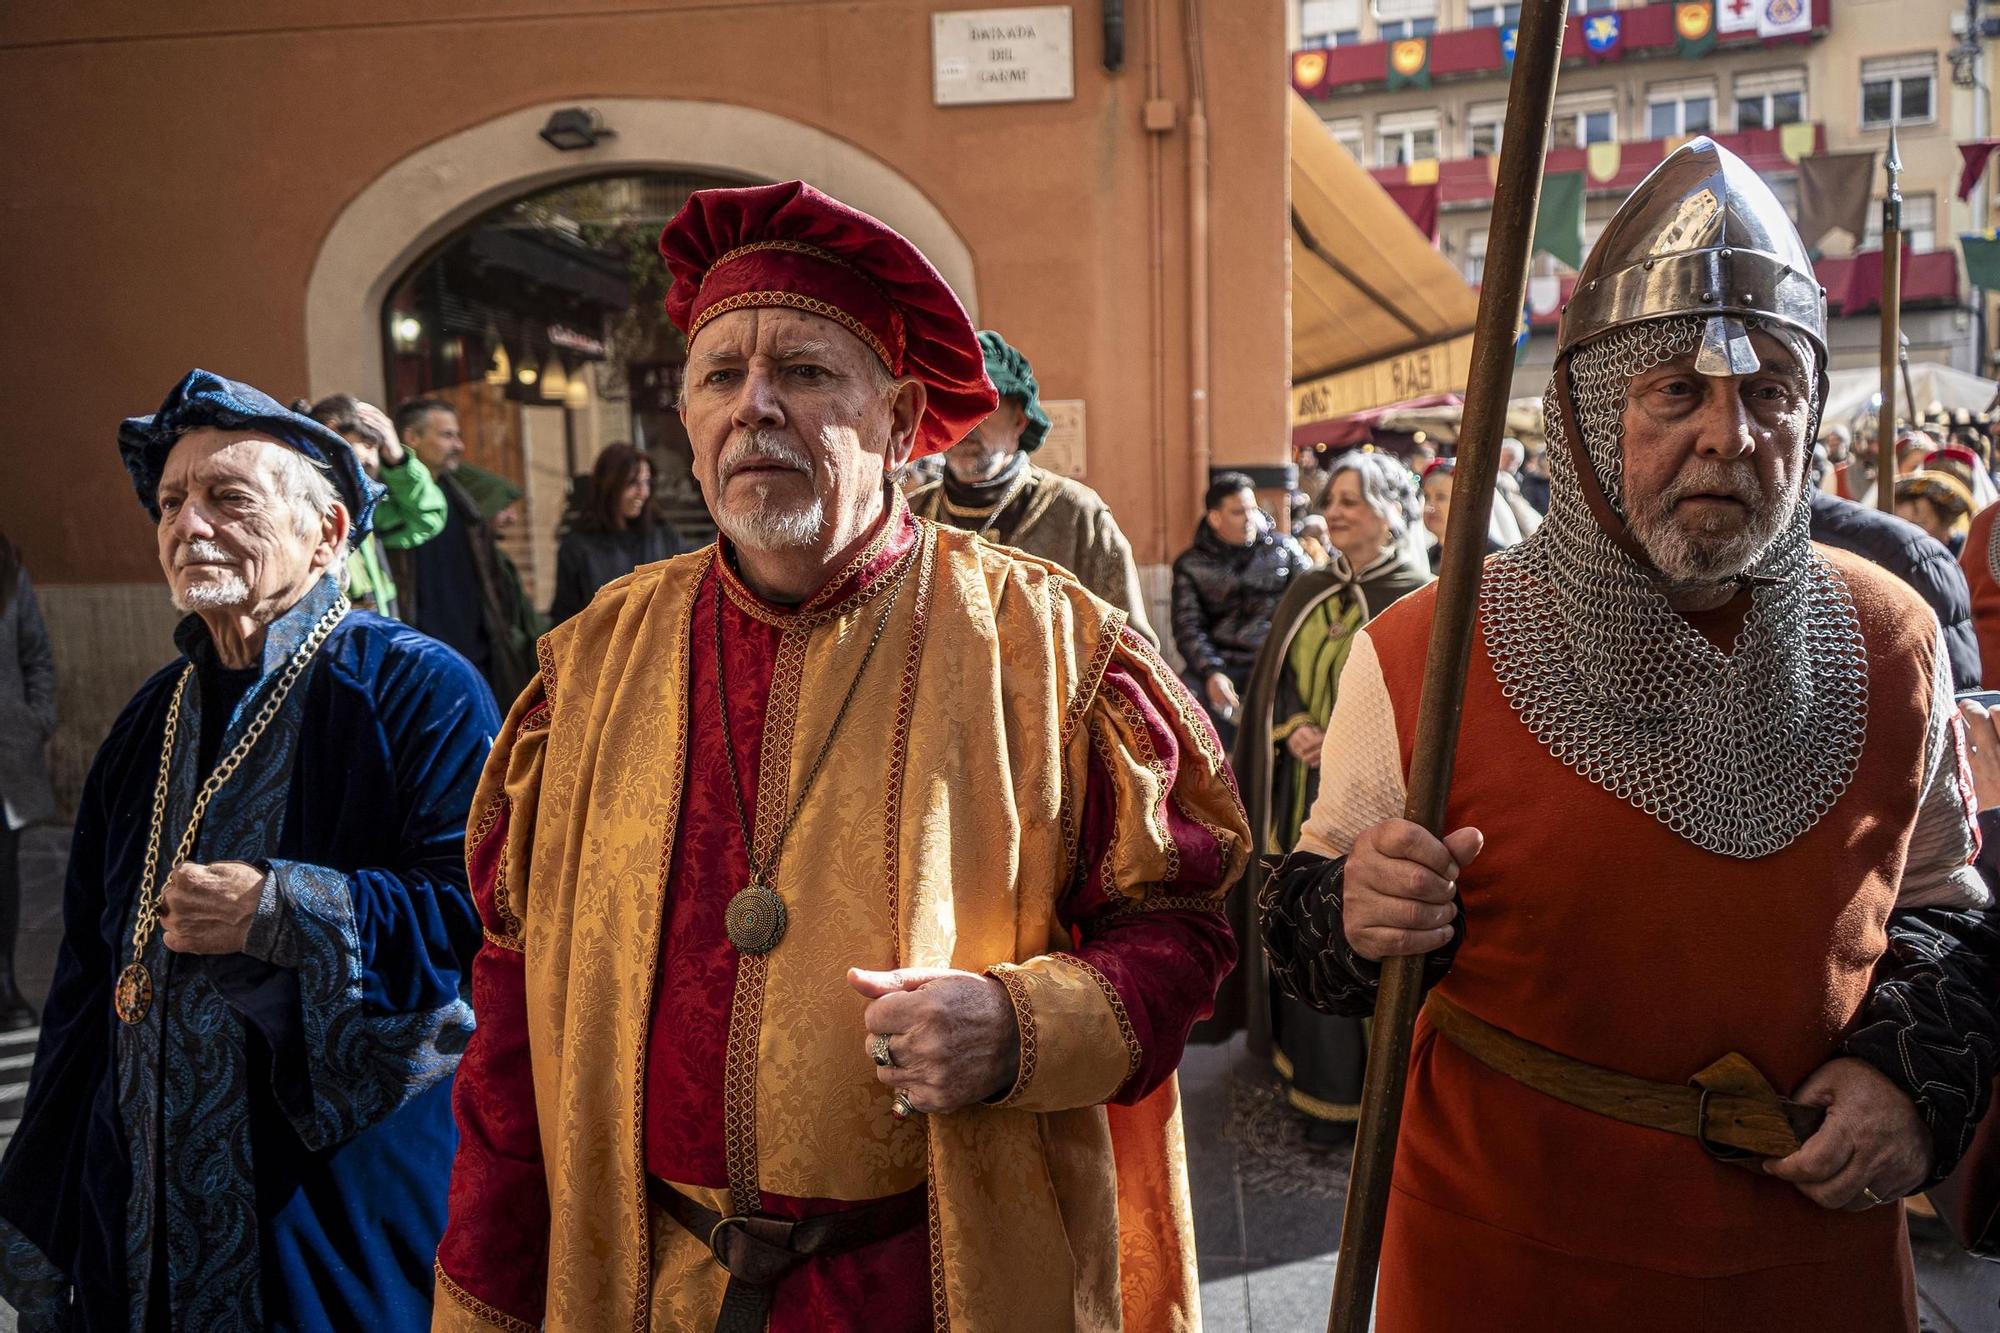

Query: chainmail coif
[1479,315,1869,859]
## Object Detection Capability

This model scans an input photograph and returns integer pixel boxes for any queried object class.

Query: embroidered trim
[926,1147,950,1330]
[1057,953,1144,1088]
[986,964,1039,1107]
[517,700,552,737]
[435,1259,537,1333]
[1272,1049,1362,1121]
[1122,624,1229,779]
[882,528,936,958]
[534,634,558,716]
[690,290,897,373]
[1107,892,1228,916]
[1061,609,1125,747]
[481,927,525,953]
[628,564,705,1327]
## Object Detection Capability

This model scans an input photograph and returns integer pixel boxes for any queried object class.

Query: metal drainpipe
[1185,0,1213,542]
[1145,0,1172,560]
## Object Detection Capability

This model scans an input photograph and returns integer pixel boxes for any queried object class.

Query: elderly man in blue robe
[0,371,499,1329]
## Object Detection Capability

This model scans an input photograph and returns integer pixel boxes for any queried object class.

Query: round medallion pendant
[114,962,153,1024]
[725,882,789,955]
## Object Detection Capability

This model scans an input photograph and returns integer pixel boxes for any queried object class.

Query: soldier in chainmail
[1259,139,2000,1330]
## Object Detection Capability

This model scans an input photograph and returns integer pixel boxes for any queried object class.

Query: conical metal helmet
[1557,137,1826,375]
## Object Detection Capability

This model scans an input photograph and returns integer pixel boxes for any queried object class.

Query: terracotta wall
[0,0,1288,584]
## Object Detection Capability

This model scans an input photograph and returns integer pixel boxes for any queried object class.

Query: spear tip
[1887,122,1904,178]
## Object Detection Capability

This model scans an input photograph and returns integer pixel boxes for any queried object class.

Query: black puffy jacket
[1808,489,1982,691]
[1169,521,1310,681]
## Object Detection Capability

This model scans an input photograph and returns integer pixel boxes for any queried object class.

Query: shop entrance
[380,170,751,607]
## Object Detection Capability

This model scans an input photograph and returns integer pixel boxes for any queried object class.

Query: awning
[1290,91,1481,444]
[1822,362,2000,428]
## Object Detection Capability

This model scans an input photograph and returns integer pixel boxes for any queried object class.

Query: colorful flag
[1779,122,1817,164]
[1584,13,1622,62]
[1500,25,1518,63]
[1387,37,1430,89]
[1534,171,1586,271]
[1674,2,1717,58]
[1385,183,1441,241]
[1959,140,2000,202]
[1963,232,2000,290]
[1586,141,1622,184]
[1757,0,1811,39]
[1798,151,1875,250]
[1716,0,1758,33]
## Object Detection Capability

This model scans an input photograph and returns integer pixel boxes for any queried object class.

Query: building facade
[1290,0,1992,399]
[1,1,1288,807]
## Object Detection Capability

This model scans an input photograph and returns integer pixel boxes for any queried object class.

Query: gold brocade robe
[435,516,1249,1331]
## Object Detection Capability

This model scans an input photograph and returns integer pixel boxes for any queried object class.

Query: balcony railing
[1292,0,1829,98]
[1371,123,1824,206]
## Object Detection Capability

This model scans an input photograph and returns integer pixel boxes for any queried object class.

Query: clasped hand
[850,967,1021,1114]
[160,859,265,954]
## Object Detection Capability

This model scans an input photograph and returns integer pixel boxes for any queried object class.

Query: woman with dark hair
[548,443,685,624]
[0,531,55,1029]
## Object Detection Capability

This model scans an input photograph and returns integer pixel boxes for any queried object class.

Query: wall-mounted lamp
[486,344,512,387]
[390,314,423,351]
[538,107,616,151]
[517,364,539,387]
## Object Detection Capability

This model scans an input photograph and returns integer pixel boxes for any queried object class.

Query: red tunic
[1364,552,1935,1331]
[438,508,1238,1330]
[1960,502,2000,688]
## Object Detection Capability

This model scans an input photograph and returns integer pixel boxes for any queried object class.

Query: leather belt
[1423,990,1826,1165]
[648,1176,927,1333]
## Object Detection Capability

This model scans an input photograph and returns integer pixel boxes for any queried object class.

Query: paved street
[3,826,1997,1328]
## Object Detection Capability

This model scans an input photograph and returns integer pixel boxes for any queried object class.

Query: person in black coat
[1170,472,1311,746]
[549,443,685,625]
[1809,486,1982,691]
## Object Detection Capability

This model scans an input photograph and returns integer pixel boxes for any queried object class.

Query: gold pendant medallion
[724,881,788,955]
[114,961,153,1024]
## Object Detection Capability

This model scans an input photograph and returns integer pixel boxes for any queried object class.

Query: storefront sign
[547,324,607,357]
[933,7,1075,106]
[1290,334,1474,427]
[1038,398,1087,476]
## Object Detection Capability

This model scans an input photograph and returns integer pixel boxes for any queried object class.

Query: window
[1467,101,1506,158]
[1573,0,1618,11]
[1300,0,1361,46]
[1468,2,1520,25]
[1551,90,1617,147]
[1463,228,1488,284]
[1861,55,1936,129]
[1734,68,1807,131]
[1646,78,1716,139]
[1376,110,1440,167]
[1864,192,1937,251]
[1327,116,1365,162]
[1374,0,1434,37]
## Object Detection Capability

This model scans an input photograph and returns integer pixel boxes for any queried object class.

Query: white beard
[173,570,252,612]
[714,431,828,551]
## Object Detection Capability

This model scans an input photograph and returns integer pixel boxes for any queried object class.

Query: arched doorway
[305,97,980,611]
[379,170,748,602]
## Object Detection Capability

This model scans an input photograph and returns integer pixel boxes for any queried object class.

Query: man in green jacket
[303,394,446,620]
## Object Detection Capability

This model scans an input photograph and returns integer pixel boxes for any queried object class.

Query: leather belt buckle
[1694,1086,1756,1163]
[706,1213,799,1285]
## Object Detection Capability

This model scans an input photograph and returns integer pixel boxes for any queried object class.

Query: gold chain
[126,596,349,967]
[936,469,1029,536]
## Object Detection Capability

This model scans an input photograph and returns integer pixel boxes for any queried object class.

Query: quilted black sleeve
[1841,904,2000,1183]
[1258,850,1460,1019]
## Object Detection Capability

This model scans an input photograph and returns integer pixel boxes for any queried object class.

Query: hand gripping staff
[1324,3,1569,1329]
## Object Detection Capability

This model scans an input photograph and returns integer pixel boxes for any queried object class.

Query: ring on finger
[892,1091,918,1120]
[870,1032,897,1069]
[1860,1186,1886,1207]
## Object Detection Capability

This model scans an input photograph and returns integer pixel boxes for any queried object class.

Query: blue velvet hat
[118,369,384,540]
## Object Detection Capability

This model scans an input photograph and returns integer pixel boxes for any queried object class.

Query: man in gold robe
[433,180,1249,1332]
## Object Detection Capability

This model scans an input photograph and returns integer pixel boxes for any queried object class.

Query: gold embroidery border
[986,964,1040,1107]
[469,793,524,942]
[925,1140,951,1329]
[534,633,558,715]
[481,926,525,953]
[881,527,936,960]
[690,290,897,374]
[626,554,707,1328]
[1055,953,1143,1088]
[1120,623,1230,780]
[719,618,809,1214]
[436,1258,537,1333]
[1106,893,1228,917]
[1101,682,1178,888]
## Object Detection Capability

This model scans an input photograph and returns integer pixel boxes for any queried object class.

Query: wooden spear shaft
[1324,2,1568,1329]
[1878,127,1904,515]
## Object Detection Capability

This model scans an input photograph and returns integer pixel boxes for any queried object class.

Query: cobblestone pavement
[3,828,1996,1328]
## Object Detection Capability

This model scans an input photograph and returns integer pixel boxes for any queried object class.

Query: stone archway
[305,97,979,402]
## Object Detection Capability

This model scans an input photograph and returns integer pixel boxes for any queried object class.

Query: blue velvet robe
[0,577,499,1330]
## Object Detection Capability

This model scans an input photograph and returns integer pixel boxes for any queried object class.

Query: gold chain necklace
[113,595,349,1024]
[712,553,913,955]
[934,466,1030,539]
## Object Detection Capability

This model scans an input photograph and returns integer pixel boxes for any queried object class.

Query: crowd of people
[0,145,1996,1330]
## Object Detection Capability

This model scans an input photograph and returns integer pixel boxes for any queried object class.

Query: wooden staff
[1324,3,1569,1329]
[1878,125,1904,515]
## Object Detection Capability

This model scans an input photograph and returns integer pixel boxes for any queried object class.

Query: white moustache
[721,432,812,481]
[174,540,238,568]
[1661,464,1765,509]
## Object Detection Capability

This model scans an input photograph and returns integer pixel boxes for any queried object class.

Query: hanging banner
[1386,37,1431,89]
[1674,2,1717,58]
[1757,0,1811,40]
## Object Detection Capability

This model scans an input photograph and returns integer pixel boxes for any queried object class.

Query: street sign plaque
[932,7,1075,107]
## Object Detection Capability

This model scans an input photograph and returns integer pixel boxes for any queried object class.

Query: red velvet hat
[660,180,997,458]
